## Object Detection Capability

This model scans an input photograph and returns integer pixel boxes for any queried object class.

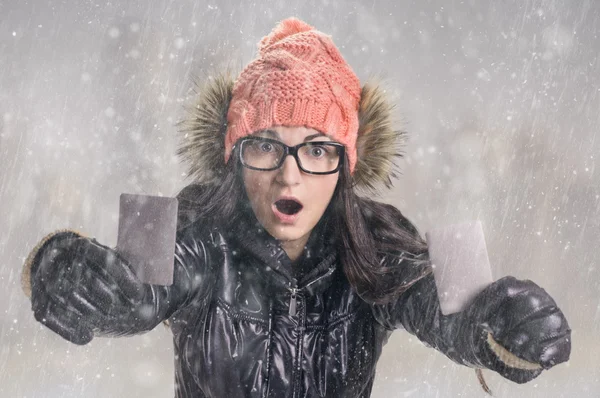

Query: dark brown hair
[176,149,431,305]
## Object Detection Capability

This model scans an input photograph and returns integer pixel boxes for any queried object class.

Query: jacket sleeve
[112,223,218,336]
[370,265,485,368]
[367,209,488,368]
[22,222,217,338]
[370,256,569,386]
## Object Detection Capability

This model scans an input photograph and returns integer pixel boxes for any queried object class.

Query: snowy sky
[1,1,598,397]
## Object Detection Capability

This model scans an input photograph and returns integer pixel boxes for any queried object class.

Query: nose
[276,154,301,186]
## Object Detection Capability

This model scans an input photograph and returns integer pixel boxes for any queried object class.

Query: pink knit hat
[224,17,362,172]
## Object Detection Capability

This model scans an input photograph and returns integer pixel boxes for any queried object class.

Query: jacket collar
[227,207,339,291]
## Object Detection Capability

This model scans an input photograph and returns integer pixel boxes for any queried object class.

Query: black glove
[464,276,571,383]
[30,232,147,345]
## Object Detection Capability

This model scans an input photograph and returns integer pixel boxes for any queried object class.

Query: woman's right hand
[30,234,146,345]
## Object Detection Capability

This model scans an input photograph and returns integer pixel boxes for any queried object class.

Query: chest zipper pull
[289,288,298,316]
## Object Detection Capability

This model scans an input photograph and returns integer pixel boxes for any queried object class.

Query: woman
[22,18,571,397]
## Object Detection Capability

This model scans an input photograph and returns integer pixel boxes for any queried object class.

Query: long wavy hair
[176,147,432,305]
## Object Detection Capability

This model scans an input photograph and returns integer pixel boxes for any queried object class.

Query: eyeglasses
[237,137,345,175]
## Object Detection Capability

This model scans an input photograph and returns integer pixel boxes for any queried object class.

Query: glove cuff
[477,332,544,383]
[21,229,87,298]
[486,332,542,371]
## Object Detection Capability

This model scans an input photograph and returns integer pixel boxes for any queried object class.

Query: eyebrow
[256,129,328,142]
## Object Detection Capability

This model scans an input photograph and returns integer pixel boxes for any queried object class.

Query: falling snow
[0,1,598,397]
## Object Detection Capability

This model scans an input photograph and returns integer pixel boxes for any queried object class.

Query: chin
[267,224,309,242]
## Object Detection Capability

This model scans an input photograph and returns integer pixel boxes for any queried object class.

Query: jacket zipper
[289,278,298,316]
[289,266,335,398]
[289,289,298,316]
[287,267,335,316]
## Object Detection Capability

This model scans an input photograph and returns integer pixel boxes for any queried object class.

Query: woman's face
[242,126,340,246]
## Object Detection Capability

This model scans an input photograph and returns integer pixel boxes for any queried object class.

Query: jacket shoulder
[361,198,422,240]
[176,183,211,231]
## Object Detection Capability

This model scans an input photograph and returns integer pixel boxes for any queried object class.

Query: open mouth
[274,199,303,216]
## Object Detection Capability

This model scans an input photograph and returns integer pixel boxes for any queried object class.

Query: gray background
[1,0,598,396]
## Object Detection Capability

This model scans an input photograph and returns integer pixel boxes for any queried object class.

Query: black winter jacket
[103,207,491,398]
[25,201,516,397]
[166,211,457,397]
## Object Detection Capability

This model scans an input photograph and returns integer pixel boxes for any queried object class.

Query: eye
[259,142,274,152]
[308,146,327,158]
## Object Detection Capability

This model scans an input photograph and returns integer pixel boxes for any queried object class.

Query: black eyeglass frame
[236,136,345,175]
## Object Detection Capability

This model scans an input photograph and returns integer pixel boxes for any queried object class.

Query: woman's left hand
[466,276,572,383]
